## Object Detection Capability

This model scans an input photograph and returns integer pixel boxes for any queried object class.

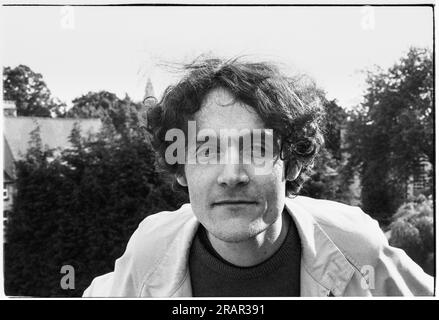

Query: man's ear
[176,174,188,187]
[286,162,302,181]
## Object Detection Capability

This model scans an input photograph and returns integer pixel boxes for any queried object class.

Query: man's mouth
[212,200,258,206]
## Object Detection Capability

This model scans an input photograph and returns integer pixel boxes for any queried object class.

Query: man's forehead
[194,87,265,132]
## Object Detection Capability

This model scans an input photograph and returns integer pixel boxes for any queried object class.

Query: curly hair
[146,56,325,196]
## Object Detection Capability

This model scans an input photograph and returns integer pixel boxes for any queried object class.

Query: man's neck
[207,210,290,267]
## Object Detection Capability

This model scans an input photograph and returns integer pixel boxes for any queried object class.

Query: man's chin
[208,221,267,243]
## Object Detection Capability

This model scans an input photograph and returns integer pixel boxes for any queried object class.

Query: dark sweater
[189,214,301,297]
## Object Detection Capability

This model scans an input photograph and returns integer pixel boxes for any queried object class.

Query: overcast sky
[1,5,433,109]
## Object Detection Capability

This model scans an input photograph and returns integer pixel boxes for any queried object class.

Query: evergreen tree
[4,118,188,296]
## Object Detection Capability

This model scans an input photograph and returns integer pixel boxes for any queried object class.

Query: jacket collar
[145,197,355,297]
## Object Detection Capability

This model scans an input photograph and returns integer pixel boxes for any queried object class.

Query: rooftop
[3,116,102,161]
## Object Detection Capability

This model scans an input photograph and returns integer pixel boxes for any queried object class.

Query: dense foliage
[4,119,188,297]
[3,65,66,117]
[389,195,434,276]
[344,47,433,223]
[299,91,354,204]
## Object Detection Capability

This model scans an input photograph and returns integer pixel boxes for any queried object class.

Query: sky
[1,5,433,109]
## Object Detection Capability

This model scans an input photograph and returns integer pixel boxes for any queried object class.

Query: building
[3,100,17,117]
[406,159,433,199]
[2,102,102,228]
[3,116,102,162]
[144,78,155,101]
[143,78,156,107]
[3,137,15,213]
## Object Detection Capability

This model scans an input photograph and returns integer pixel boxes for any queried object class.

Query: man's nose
[217,163,250,187]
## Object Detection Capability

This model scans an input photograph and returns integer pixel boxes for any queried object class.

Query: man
[83,57,433,297]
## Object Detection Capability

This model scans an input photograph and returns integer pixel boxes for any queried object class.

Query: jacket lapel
[140,214,198,297]
[285,198,355,296]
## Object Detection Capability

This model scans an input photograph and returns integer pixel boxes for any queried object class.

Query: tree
[300,98,353,202]
[324,99,347,161]
[4,122,188,297]
[289,73,353,202]
[388,195,434,276]
[66,91,146,138]
[3,65,64,117]
[67,91,120,119]
[344,47,433,223]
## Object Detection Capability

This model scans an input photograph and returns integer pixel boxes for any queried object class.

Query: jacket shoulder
[290,196,387,270]
[134,203,195,243]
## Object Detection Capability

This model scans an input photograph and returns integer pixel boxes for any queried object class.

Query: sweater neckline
[192,213,301,280]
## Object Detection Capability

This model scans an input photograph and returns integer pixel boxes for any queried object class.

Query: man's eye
[197,145,219,158]
[249,144,266,157]
[196,147,208,157]
[202,148,211,157]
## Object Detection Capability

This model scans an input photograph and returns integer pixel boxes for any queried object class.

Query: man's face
[180,87,288,243]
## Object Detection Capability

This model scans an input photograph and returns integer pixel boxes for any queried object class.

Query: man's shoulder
[287,196,388,268]
[137,203,194,233]
[124,203,196,271]
[129,203,196,251]
[288,196,378,230]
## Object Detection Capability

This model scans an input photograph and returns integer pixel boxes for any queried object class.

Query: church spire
[144,78,155,101]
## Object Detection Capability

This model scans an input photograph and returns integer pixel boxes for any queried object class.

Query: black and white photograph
[0,2,435,300]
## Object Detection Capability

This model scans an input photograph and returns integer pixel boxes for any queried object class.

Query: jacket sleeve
[347,212,434,296]
[81,232,145,298]
[372,242,434,296]
[82,272,115,297]
[288,197,434,296]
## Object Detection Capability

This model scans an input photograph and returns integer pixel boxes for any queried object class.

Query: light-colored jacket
[83,196,434,297]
